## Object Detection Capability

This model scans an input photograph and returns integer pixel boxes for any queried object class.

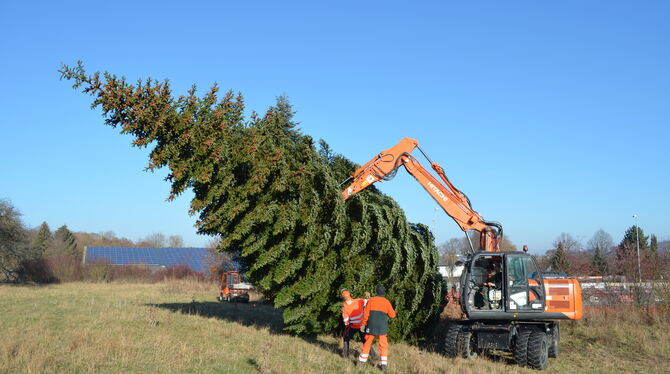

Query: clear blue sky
[1,1,668,252]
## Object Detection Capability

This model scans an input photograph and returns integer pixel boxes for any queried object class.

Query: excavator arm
[340,137,502,252]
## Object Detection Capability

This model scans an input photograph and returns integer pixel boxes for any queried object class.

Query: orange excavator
[341,137,582,370]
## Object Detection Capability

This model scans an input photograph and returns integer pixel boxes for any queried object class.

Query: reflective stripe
[343,318,349,322]
[358,355,368,363]
[380,356,388,360]
[359,353,369,358]
[349,313,363,323]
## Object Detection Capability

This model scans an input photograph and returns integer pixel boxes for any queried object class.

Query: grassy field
[1,281,668,374]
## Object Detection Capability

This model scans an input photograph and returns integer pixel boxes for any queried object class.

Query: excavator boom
[341,137,501,252]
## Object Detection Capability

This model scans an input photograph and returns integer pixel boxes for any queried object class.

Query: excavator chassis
[444,319,560,370]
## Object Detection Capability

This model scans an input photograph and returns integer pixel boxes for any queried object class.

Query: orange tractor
[341,137,582,370]
[217,271,252,302]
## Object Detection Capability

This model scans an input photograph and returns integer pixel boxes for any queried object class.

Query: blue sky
[1,1,668,252]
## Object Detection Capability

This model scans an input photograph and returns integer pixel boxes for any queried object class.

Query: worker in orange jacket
[340,288,366,358]
[358,285,396,371]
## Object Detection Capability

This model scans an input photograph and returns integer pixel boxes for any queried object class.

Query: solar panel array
[84,247,210,273]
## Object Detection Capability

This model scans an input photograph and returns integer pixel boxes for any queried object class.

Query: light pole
[633,214,641,282]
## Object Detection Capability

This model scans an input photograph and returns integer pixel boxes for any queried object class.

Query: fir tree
[650,234,658,253]
[618,225,648,254]
[53,225,78,256]
[550,242,571,275]
[591,246,608,276]
[31,222,52,256]
[60,63,443,340]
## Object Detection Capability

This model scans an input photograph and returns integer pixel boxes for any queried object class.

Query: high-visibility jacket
[362,296,396,335]
[342,298,365,328]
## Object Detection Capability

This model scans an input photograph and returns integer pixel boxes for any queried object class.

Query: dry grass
[0,281,668,374]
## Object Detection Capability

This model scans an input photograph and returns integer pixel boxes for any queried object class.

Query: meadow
[1,281,668,374]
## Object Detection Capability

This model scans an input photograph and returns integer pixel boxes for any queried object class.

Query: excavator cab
[462,252,546,319]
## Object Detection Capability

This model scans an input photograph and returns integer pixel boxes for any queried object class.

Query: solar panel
[84,247,210,273]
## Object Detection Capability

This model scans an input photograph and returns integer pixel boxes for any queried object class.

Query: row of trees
[546,227,668,280]
[0,199,80,282]
[439,227,668,281]
[0,198,190,282]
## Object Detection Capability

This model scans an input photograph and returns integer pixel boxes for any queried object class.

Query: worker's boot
[342,341,349,358]
[379,364,388,371]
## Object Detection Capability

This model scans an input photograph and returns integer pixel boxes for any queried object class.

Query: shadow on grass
[150,300,285,334]
[149,300,342,355]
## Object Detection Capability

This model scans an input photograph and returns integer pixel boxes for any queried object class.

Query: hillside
[1,281,668,374]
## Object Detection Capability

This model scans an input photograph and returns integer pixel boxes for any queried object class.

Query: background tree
[0,199,30,281]
[60,63,443,340]
[140,233,167,248]
[616,225,648,280]
[587,229,614,254]
[650,234,658,253]
[553,232,581,252]
[549,242,571,275]
[498,235,518,252]
[168,235,185,248]
[618,225,648,254]
[52,225,79,257]
[31,222,53,257]
[591,246,608,276]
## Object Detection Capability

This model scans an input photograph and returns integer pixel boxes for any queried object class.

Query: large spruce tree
[60,62,442,340]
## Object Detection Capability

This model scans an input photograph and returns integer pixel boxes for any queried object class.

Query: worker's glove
[360,325,366,333]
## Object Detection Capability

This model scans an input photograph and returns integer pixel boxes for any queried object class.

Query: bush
[86,260,113,283]
[44,255,82,282]
[16,258,58,283]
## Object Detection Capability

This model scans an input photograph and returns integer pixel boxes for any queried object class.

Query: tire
[548,324,560,358]
[444,323,461,358]
[527,331,549,370]
[456,331,478,359]
[514,329,532,367]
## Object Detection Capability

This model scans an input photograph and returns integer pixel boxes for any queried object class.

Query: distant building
[82,246,210,273]
[438,257,466,278]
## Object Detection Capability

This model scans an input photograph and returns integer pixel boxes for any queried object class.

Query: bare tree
[142,233,166,248]
[168,235,185,248]
[499,235,518,252]
[553,232,581,252]
[587,229,614,254]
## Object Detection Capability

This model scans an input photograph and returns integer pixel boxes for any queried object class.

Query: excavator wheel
[548,324,560,358]
[513,329,532,367]
[443,323,461,358]
[456,331,478,359]
[527,331,549,370]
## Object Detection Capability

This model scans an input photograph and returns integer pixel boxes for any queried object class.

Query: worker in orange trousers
[358,285,396,371]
